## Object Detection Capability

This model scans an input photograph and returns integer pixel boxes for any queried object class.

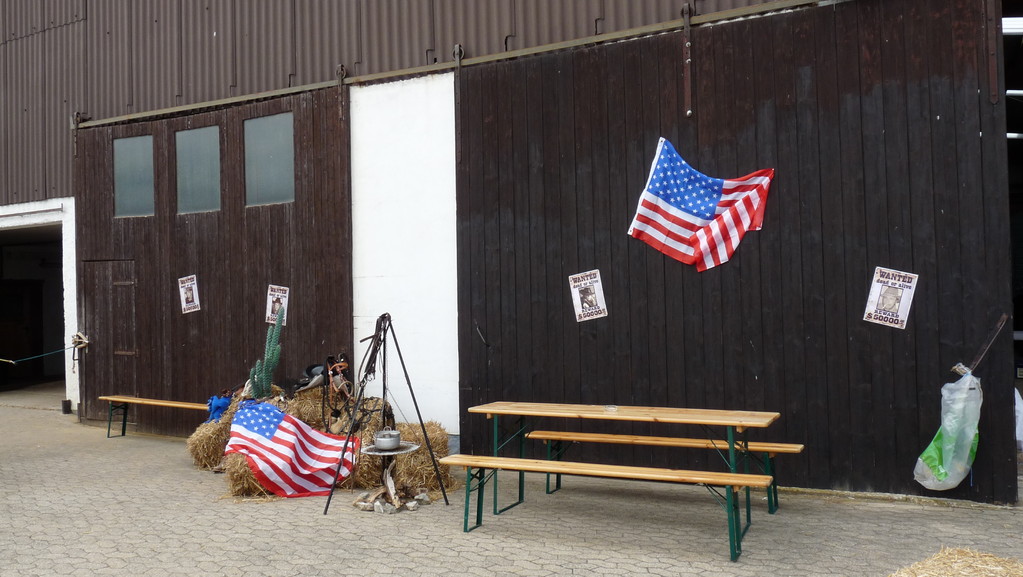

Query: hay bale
[266,384,286,401]
[185,394,243,470]
[888,547,1023,577]
[186,421,228,469]
[286,386,328,431]
[344,418,459,495]
[223,453,273,498]
[393,421,459,493]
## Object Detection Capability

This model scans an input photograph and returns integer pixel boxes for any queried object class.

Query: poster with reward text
[863,267,917,330]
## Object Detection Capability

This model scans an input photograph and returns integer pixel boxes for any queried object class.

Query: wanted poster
[863,267,918,330]
[178,275,201,314]
[265,284,290,325]
[569,269,608,322]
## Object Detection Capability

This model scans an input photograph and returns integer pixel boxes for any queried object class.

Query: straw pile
[185,393,243,470]
[286,385,328,431]
[320,397,459,495]
[888,547,1023,577]
[223,453,273,498]
[393,420,459,493]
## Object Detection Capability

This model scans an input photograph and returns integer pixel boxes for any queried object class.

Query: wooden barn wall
[74,87,352,436]
[455,0,1017,503]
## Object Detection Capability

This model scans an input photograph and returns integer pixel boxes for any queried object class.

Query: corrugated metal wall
[2,0,87,40]
[293,0,360,86]
[128,2,181,111]
[1,0,782,204]
[2,0,85,202]
[178,0,236,104]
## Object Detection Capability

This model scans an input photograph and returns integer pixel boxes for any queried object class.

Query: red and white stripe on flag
[225,403,360,498]
[627,139,774,271]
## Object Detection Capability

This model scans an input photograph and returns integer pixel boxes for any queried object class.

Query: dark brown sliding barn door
[80,260,137,420]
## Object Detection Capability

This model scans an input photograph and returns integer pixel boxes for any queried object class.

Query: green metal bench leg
[703,484,747,562]
[491,415,526,515]
[498,470,525,515]
[727,485,742,561]
[491,468,524,514]
[462,467,488,532]
[764,454,778,514]
[728,484,752,560]
[491,416,500,515]
[106,402,128,438]
[743,441,752,526]
[545,440,566,494]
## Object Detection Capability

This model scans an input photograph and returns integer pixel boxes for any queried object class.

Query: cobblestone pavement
[1,382,1020,577]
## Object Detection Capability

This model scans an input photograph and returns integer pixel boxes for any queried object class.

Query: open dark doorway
[0,225,64,391]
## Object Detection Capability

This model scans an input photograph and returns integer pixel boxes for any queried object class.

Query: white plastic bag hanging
[913,372,982,491]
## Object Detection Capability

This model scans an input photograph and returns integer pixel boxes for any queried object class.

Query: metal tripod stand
[323,313,449,514]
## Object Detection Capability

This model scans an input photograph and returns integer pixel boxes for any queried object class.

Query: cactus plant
[249,305,285,399]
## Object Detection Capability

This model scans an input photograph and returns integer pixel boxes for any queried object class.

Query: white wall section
[350,74,459,434]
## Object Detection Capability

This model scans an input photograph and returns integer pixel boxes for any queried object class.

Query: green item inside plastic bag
[913,372,982,490]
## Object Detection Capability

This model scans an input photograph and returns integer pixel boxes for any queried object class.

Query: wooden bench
[525,430,803,513]
[98,395,208,438]
[439,453,772,561]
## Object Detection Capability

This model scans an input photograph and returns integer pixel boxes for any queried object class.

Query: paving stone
[1,385,1021,577]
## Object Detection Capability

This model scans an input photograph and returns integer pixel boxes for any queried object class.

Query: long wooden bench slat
[525,430,804,455]
[439,454,772,488]
[98,395,207,411]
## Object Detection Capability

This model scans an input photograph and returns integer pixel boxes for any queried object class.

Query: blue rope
[0,345,77,365]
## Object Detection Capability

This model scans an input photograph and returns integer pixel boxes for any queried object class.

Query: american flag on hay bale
[225,401,359,498]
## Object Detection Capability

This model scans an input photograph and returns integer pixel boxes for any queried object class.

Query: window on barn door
[244,112,295,206]
[113,135,155,217]
[176,125,222,214]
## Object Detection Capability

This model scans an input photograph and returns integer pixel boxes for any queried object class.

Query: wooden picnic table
[469,401,779,478]
[446,400,786,561]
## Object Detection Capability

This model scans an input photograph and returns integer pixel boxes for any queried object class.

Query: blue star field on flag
[645,140,723,221]
[233,401,284,439]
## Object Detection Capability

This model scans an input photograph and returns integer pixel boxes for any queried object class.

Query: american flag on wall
[225,401,359,498]
[627,138,774,271]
